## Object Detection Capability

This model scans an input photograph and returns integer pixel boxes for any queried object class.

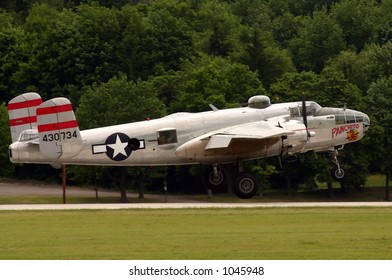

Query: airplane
[7,92,370,199]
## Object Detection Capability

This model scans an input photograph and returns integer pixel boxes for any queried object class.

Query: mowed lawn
[0,208,391,260]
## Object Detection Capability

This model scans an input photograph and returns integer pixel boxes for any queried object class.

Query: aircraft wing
[204,121,294,150]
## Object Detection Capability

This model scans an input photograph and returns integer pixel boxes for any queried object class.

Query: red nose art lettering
[332,124,360,138]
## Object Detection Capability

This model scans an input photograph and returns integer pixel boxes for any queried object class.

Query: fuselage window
[158,129,178,145]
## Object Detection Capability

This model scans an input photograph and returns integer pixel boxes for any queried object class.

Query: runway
[0,201,391,211]
[1,181,391,210]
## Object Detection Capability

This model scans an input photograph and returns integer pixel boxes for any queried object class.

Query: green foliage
[269,70,363,108]
[193,1,241,57]
[325,42,392,92]
[171,55,265,112]
[0,103,14,176]
[139,1,195,75]
[77,75,166,129]
[230,26,295,87]
[288,9,345,72]
[331,0,384,51]
[366,77,392,174]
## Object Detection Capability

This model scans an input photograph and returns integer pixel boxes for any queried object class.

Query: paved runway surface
[1,180,391,210]
[0,201,391,211]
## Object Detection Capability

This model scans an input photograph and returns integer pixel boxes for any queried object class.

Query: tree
[325,42,392,93]
[366,77,392,200]
[331,0,383,51]
[288,9,346,72]
[268,71,320,102]
[115,4,147,81]
[0,103,14,177]
[269,69,363,109]
[193,1,241,57]
[171,55,265,112]
[137,3,195,77]
[230,26,295,87]
[0,11,24,102]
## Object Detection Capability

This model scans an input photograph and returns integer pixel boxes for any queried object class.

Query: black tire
[233,173,260,199]
[331,165,345,181]
[203,165,228,193]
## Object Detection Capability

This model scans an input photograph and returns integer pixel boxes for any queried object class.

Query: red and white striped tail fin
[36,97,83,159]
[8,92,42,143]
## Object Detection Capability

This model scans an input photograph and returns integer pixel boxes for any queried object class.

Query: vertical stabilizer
[8,92,42,143]
[36,97,83,159]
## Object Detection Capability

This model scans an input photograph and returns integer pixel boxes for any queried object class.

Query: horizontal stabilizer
[36,97,82,159]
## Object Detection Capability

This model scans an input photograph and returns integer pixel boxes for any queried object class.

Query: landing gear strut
[331,150,345,181]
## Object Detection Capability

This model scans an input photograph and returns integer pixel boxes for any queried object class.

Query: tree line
[0,0,391,198]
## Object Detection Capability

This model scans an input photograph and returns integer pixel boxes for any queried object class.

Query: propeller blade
[302,93,311,138]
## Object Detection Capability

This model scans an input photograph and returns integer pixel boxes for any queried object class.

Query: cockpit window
[335,114,345,125]
[346,114,356,124]
[356,115,364,123]
[334,112,366,125]
[290,102,322,118]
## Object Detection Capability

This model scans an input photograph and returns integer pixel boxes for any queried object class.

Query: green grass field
[0,207,391,260]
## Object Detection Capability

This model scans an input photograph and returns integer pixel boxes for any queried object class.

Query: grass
[365,174,387,187]
[0,208,391,260]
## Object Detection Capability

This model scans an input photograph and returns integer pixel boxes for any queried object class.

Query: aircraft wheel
[331,166,345,181]
[233,173,259,199]
[203,165,228,192]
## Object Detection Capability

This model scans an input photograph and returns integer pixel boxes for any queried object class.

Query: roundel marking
[105,133,132,161]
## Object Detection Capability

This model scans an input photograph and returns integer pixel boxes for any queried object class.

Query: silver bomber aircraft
[7,92,370,198]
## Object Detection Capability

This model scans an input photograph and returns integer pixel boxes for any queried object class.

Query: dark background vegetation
[0,0,391,197]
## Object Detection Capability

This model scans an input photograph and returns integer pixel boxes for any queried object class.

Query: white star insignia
[107,135,128,158]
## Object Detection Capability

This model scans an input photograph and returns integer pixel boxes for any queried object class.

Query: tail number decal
[42,131,78,142]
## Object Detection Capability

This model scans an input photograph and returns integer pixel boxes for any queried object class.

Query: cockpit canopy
[289,101,322,118]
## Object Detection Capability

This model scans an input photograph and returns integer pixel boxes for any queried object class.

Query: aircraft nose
[363,113,370,132]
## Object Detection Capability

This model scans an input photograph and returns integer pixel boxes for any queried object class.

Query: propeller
[302,93,311,139]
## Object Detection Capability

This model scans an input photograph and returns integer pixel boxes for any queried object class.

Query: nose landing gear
[331,150,346,181]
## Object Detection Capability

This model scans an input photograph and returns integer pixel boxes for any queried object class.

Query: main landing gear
[331,150,346,181]
[203,162,260,199]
